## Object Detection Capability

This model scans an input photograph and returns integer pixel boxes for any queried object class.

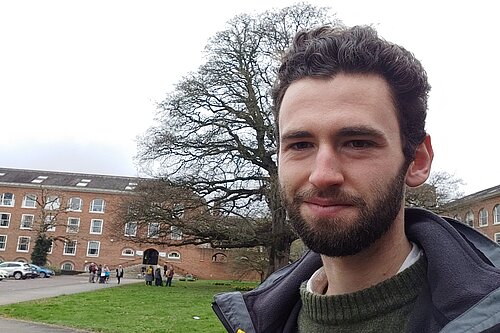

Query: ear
[406,134,434,187]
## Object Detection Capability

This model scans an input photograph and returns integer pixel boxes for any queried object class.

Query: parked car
[0,269,8,281]
[0,261,34,280]
[30,264,54,278]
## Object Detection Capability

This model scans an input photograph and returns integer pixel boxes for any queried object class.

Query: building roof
[446,184,500,208]
[0,167,143,193]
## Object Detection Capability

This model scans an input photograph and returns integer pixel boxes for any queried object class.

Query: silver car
[0,261,33,280]
[0,269,8,280]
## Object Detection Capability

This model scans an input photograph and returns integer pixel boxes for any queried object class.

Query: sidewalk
[0,274,141,332]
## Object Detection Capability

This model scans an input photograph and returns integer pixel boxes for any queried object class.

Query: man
[212,25,500,332]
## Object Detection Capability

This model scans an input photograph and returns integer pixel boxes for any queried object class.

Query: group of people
[143,264,174,287]
[88,263,124,284]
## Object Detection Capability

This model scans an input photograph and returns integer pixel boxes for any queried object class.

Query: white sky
[0,0,498,195]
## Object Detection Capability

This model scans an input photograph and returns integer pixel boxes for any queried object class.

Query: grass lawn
[0,279,257,333]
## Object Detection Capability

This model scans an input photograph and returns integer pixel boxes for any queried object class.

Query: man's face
[278,73,408,257]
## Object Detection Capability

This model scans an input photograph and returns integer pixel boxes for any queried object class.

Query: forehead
[278,73,399,137]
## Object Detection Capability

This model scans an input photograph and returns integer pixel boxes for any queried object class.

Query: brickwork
[442,187,500,243]
[0,168,259,281]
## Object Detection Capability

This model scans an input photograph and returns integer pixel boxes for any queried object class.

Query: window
[47,240,53,254]
[44,215,56,232]
[67,218,80,233]
[495,233,500,245]
[68,197,82,211]
[63,240,77,255]
[124,222,137,237]
[0,213,11,228]
[61,262,74,270]
[0,193,14,206]
[0,235,6,250]
[465,211,474,227]
[17,236,30,252]
[167,251,181,260]
[90,219,103,234]
[171,226,182,240]
[494,205,500,225]
[87,241,100,257]
[90,199,105,213]
[173,204,185,219]
[479,208,488,227]
[45,196,61,210]
[22,194,37,208]
[212,253,227,262]
[121,248,134,256]
[148,222,160,238]
[20,214,34,229]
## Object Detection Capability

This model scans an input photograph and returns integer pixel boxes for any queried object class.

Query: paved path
[0,274,141,332]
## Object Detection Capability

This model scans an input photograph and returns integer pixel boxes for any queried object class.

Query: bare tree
[406,170,465,213]
[136,3,342,275]
[28,187,71,266]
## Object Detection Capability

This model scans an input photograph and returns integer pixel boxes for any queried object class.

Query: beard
[282,168,406,257]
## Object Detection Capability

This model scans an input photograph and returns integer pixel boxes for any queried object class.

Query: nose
[308,146,344,188]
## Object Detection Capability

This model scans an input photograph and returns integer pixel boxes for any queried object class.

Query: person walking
[116,265,124,284]
[88,263,97,283]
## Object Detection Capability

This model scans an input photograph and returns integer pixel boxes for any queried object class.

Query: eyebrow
[280,126,386,141]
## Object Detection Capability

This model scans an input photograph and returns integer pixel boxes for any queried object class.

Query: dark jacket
[212,208,500,333]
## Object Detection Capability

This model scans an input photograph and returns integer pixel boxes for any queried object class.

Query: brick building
[442,185,500,244]
[0,167,255,280]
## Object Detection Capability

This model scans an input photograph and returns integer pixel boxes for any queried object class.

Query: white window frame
[20,214,34,229]
[465,211,474,227]
[121,248,134,256]
[479,209,488,227]
[66,217,80,233]
[495,233,500,245]
[90,219,103,234]
[147,222,160,238]
[0,234,7,251]
[68,197,82,212]
[86,241,100,257]
[124,222,137,237]
[22,194,37,208]
[45,196,61,210]
[47,240,53,254]
[90,199,105,213]
[494,205,500,225]
[17,236,31,252]
[0,193,14,207]
[44,215,56,232]
[0,213,11,228]
[170,225,183,240]
[61,262,74,270]
[167,251,181,260]
[63,240,77,255]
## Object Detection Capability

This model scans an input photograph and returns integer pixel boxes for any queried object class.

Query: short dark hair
[272,25,430,165]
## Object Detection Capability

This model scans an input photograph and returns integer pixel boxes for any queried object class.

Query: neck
[321,211,411,295]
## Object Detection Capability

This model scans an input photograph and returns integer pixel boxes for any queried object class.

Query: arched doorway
[143,248,159,265]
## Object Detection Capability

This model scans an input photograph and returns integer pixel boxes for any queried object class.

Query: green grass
[0,280,258,332]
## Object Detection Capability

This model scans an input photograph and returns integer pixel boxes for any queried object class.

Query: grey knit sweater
[297,256,427,332]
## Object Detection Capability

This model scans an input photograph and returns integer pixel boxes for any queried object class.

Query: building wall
[0,183,257,281]
[442,194,500,243]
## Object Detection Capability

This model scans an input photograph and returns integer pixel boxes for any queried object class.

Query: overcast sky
[1,0,498,195]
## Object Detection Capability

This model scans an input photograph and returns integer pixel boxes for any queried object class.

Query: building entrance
[143,249,159,265]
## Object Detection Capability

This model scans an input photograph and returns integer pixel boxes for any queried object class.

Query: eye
[347,140,375,149]
[290,142,313,150]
